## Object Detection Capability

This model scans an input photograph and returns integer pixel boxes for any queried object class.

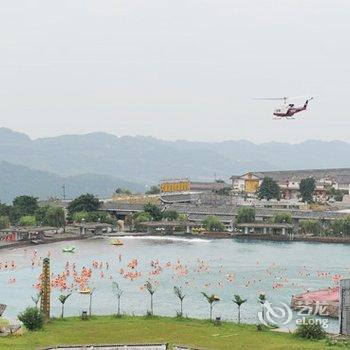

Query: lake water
[0,236,348,332]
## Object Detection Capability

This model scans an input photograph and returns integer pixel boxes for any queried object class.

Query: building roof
[231,168,350,184]
[236,223,294,229]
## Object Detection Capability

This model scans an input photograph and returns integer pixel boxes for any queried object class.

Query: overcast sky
[0,1,349,143]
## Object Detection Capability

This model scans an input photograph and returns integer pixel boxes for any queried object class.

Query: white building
[230,168,350,200]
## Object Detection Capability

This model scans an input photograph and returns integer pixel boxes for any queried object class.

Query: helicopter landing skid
[273,117,295,120]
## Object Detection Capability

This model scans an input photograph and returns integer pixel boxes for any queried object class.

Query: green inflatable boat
[62,247,75,253]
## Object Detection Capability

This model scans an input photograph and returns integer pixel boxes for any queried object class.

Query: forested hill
[1,127,350,202]
[0,161,143,203]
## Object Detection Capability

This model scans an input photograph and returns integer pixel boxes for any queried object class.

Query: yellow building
[160,179,190,193]
[231,173,261,194]
[244,174,260,193]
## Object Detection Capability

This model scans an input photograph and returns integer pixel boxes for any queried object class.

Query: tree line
[235,206,350,236]
[0,196,65,229]
[257,176,347,203]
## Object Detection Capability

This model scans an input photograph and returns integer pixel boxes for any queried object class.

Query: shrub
[330,216,350,236]
[18,307,44,331]
[256,324,269,332]
[272,213,292,224]
[300,220,323,235]
[133,212,152,229]
[72,211,114,224]
[163,210,179,221]
[295,319,326,340]
[145,310,154,318]
[202,215,225,232]
[178,213,188,222]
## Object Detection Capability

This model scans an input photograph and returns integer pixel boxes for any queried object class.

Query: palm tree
[112,282,123,316]
[58,293,72,318]
[232,294,247,324]
[146,281,157,315]
[31,292,41,308]
[201,292,220,321]
[174,286,185,317]
[258,293,267,323]
[89,288,96,317]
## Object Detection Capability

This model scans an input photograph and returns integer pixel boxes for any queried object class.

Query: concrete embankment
[0,233,92,250]
[233,233,350,244]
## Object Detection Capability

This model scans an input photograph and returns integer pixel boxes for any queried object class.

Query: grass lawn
[0,316,332,350]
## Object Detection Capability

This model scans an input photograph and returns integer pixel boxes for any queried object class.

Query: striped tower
[340,279,350,335]
[40,257,50,321]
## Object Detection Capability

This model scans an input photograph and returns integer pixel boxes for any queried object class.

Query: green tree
[58,293,72,318]
[115,188,132,195]
[272,213,292,224]
[163,210,179,221]
[0,202,12,218]
[145,186,161,195]
[35,206,50,225]
[236,207,255,224]
[174,286,186,317]
[201,292,220,320]
[330,216,350,236]
[12,196,38,221]
[299,178,316,203]
[0,216,10,229]
[326,187,347,202]
[300,220,322,235]
[67,194,100,217]
[46,206,65,227]
[202,215,225,232]
[19,215,37,227]
[233,294,247,324]
[257,177,280,200]
[215,187,231,196]
[144,203,163,221]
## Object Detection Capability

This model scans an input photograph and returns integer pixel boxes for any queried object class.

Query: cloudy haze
[0,1,349,143]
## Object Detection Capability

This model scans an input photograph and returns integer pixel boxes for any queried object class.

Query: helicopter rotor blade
[253,97,287,101]
[254,95,315,101]
[288,95,313,100]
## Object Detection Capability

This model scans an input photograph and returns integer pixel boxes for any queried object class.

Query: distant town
[2,167,350,247]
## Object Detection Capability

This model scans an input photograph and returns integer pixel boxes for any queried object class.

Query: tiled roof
[231,168,350,183]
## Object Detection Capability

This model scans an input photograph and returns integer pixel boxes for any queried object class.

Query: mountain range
[0,127,350,202]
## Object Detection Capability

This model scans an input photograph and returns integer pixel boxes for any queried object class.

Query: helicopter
[255,96,314,119]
